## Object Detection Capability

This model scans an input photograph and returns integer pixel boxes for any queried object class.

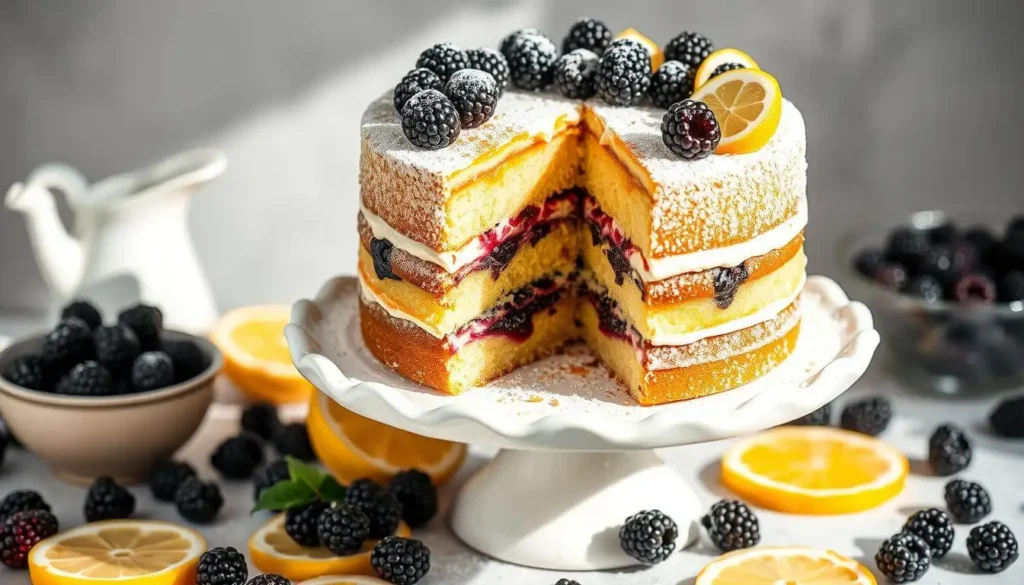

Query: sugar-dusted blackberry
[903,508,954,558]
[117,304,164,351]
[884,227,929,269]
[874,532,931,583]
[0,490,50,522]
[388,470,437,528]
[247,575,290,585]
[500,28,543,60]
[345,478,403,539]
[709,62,746,80]
[393,68,443,113]
[596,40,651,106]
[953,273,997,304]
[945,479,991,524]
[967,521,1018,573]
[401,89,461,150]
[839,396,892,436]
[466,47,510,95]
[2,354,51,391]
[553,49,599,99]
[664,31,715,68]
[649,60,695,109]
[175,477,224,524]
[43,316,95,372]
[788,402,831,426]
[661,99,721,160]
[211,433,265,480]
[928,423,972,476]
[701,500,761,552]
[444,69,499,129]
[241,402,280,442]
[84,476,136,522]
[61,300,103,330]
[272,422,316,462]
[149,460,197,502]
[0,510,59,569]
[371,536,431,585]
[507,33,559,90]
[415,43,469,83]
[875,264,908,291]
[561,17,612,55]
[284,501,328,547]
[131,351,175,392]
[55,360,116,397]
[619,509,678,565]
[317,503,371,555]
[999,270,1024,302]
[93,324,142,379]
[907,275,943,303]
[196,546,247,585]
[989,395,1024,438]
[162,338,209,382]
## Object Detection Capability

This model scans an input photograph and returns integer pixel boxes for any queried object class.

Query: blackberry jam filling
[713,264,749,309]
[584,196,645,295]
[370,237,402,281]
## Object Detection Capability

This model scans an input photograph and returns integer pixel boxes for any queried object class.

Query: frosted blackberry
[466,47,510,95]
[444,69,498,129]
[345,479,402,539]
[664,31,715,68]
[210,433,264,480]
[944,479,991,524]
[241,402,280,441]
[701,500,760,552]
[272,422,316,462]
[60,300,102,330]
[967,521,1018,573]
[499,28,542,59]
[414,43,469,83]
[596,40,651,106]
[253,460,290,506]
[175,477,223,524]
[661,99,721,159]
[401,89,460,150]
[55,360,115,397]
[554,49,598,99]
[131,351,175,392]
[709,62,746,79]
[388,470,438,528]
[2,355,51,391]
[117,304,163,351]
[84,476,136,522]
[371,536,430,584]
[196,546,247,585]
[393,68,443,113]
[619,509,678,565]
[317,503,370,555]
[163,338,208,382]
[928,423,972,476]
[561,17,612,55]
[507,33,559,90]
[43,317,95,372]
[93,324,142,379]
[649,60,695,108]
[839,396,891,436]
[875,532,931,583]
[284,501,327,547]
[903,509,954,558]
[149,461,197,502]
[788,402,832,426]
[0,490,50,522]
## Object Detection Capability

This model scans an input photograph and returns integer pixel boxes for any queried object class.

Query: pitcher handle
[6,164,90,211]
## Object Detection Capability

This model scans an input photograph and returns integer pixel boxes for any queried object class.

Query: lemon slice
[301,577,391,585]
[691,68,782,155]
[614,28,663,70]
[28,520,205,585]
[694,48,760,88]
[696,547,877,585]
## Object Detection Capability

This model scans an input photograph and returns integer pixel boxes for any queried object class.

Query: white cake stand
[285,275,878,571]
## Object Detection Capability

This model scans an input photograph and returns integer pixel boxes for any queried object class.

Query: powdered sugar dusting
[447,68,497,93]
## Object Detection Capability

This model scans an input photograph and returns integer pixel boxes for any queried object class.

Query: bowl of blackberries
[0,300,222,484]
[845,210,1024,393]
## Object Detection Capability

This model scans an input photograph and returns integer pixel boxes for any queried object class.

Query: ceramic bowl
[0,331,221,485]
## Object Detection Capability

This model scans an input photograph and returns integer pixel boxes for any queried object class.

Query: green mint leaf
[252,479,316,513]
[287,456,327,493]
[320,476,347,502]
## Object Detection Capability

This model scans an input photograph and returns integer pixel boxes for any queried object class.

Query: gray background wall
[1,0,1021,317]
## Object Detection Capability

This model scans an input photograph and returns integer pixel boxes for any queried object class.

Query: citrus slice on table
[308,390,466,485]
[693,47,760,88]
[300,577,391,585]
[249,515,410,581]
[614,28,664,69]
[210,304,314,404]
[28,520,205,585]
[721,426,908,514]
[691,68,782,155]
[696,547,876,585]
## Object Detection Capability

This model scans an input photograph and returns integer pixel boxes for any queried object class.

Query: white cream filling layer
[359,272,445,339]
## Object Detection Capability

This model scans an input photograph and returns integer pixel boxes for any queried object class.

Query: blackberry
[84,476,135,522]
[596,40,651,106]
[874,532,931,583]
[713,264,749,309]
[989,395,1024,438]
[43,316,95,372]
[55,360,116,397]
[998,270,1024,302]
[944,479,991,524]
[131,351,175,392]
[701,500,761,552]
[369,237,401,281]
[928,423,972,476]
[444,69,498,129]
[967,521,1018,573]
[554,49,598,99]
[884,228,929,269]
[401,89,460,150]
[466,47,510,95]
[661,99,721,160]
[507,33,559,90]
[561,17,612,55]
[393,68,443,113]
[415,43,469,83]
[927,221,959,244]
[709,62,746,79]
[788,402,831,426]
[196,546,248,585]
[649,60,695,109]
[117,304,164,351]
[371,536,430,585]
[253,460,290,506]
[953,273,997,304]
[839,397,892,436]
[175,477,224,524]
[345,479,403,538]
[1008,214,1024,236]
[853,248,886,279]
[61,300,103,330]
[317,503,371,555]
[388,470,438,528]
[93,324,142,379]
[618,509,678,565]
[149,461,197,502]
[664,31,715,68]
[907,275,943,303]
[284,501,328,547]
[965,226,997,255]
[241,402,280,441]
[0,510,59,569]
[273,423,316,462]
[162,338,209,382]
[2,354,51,391]
[903,509,954,558]
[0,490,50,522]
[875,264,908,291]
[555,580,582,585]
[211,434,264,480]
[247,576,290,585]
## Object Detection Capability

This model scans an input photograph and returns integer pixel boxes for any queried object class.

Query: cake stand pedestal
[286,276,878,571]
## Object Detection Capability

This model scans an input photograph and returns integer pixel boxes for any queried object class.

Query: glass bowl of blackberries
[845,211,1024,395]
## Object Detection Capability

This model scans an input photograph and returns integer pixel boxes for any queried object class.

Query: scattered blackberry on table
[392,68,443,113]
[162,338,208,382]
[55,360,116,397]
[619,509,678,565]
[444,69,499,129]
[0,509,59,569]
[499,28,543,60]
[175,477,224,524]
[284,501,328,547]
[710,62,746,79]
[196,546,248,585]
[43,316,95,372]
[388,470,438,528]
[253,460,290,506]
[906,275,943,303]
[60,300,103,330]
[317,503,371,555]
[2,355,51,391]
[884,227,929,269]
[117,304,163,351]
[371,536,430,585]
[0,490,50,522]
[401,89,461,150]
[953,273,997,304]
[415,43,469,84]
[664,31,715,68]
[701,500,761,552]
[854,248,886,279]
[649,60,695,109]
[945,479,991,524]
[93,324,142,379]
[839,396,892,436]
[211,434,265,480]
[596,40,651,106]
[788,402,831,426]
[928,423,972,476]
[561,17,612,55]
[661,99,721,160]
[466,47,510,95]
[84,476,135,522]
[507,33,559,90]
[967,521,1018,573]
[874,532,931,583]
[998,270,1024,302]
[903,509,954,558]
[875,264,908,291]
[131,351,175,392]
[988,395,1024,438]
[241,402,280,441]
[149,460,197,502]
[246,575,290,585]
[273,422,316,462]
[554,49,599,99]
[345,479,403,538]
